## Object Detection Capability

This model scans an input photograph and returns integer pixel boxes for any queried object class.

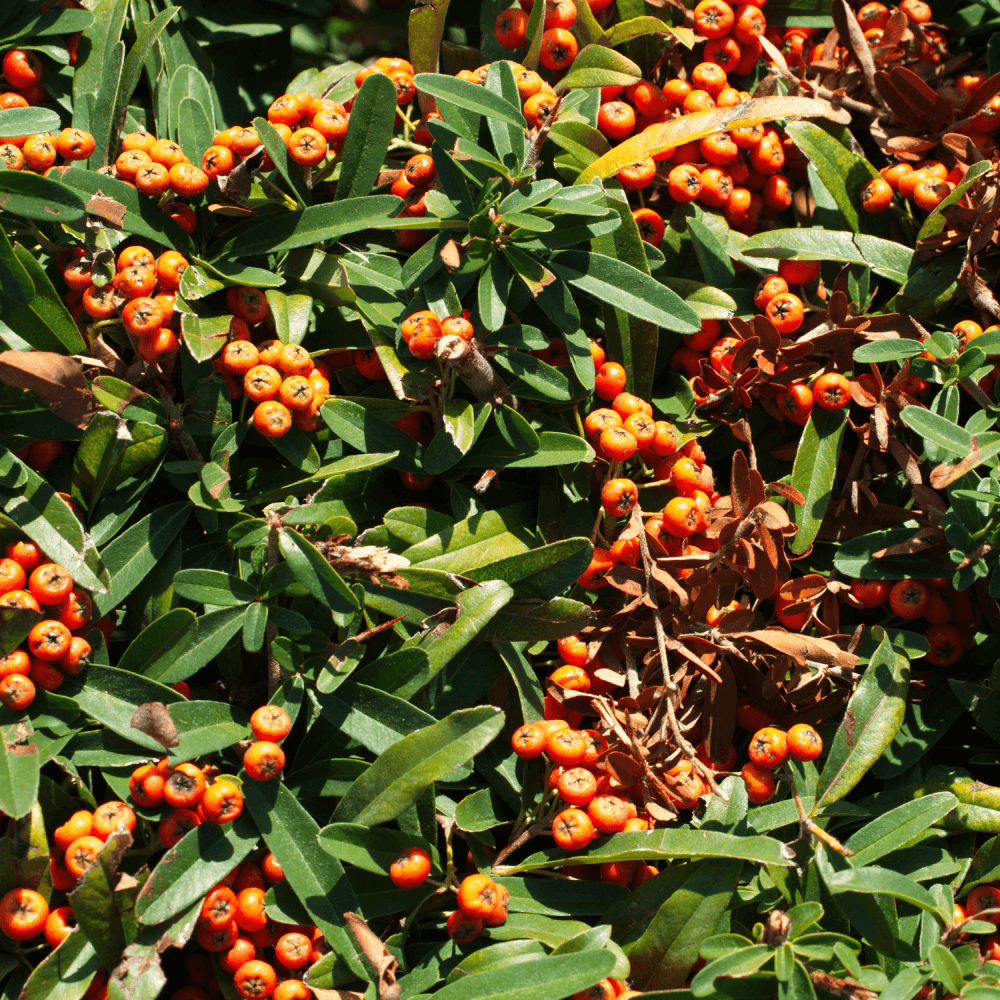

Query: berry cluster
[113,131,208,204]
[62,242,187,363]
[189,857,316,1000]
[741,723,823,803]
[128,757,244,847]
[0,540,96,710]
[849,578,975,667]
[400,307,476,360]
[0,124,95,172]
[216,324,331,438]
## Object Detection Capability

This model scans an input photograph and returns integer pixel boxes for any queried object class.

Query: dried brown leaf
[0,350,97,429]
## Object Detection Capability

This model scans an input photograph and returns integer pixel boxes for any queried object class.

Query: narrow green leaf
[154,607,247,684]
[789,407,847,555]
[0,712,40,819]
[336,73,396,200]
[117,609,197,677]
[136,814,258,925]
[430,953,616,1000]
[626,858,743,990]
[252,117,311,208]
[210,197,404,258]
[853,340,924,363]
[172,569,256,608]
[0,106,60,137]
[549,250,700,334]
[824,866,939,916]
[279,526,358,615]
[899,407,971,458]
[317,822,440,875]
[812,632,909,812]
[413,73,526,128]
[92,502,190,617]
[843,793,957,867]
[0,447,108,592]
[0,171,86,223]
[554,43,642,91]
[167,701,250,764]
[241,778,364,979]
[509,829,792,872]
[334,706,505,827]
[18,930,101,1000]
[69,831,129,973]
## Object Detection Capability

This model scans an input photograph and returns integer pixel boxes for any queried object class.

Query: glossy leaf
[334,706,505,826]
[789,407,847,555]
[136,814,259,925]
[812,632,909,812]
[241,777,364,979]
[0,711,40,819]
[336,72,397,200]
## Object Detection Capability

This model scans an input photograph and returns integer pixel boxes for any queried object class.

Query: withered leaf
[343,912,400,1000]
[0,350,98,429]
[86,194,126,227]
[130,702,179,749]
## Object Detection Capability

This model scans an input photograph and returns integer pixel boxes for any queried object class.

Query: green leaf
[414,73,526,128]
[92,501,189,617]
[549,250,700,334]
[691,946,774,997]
[424,397,477,474]
[409,0,451,111]
[336,72,396,199]
[0,712,40,819]
[59,665,183,753]
[180,313,229,363]
[627,859,743,990]
[842,793,957,867]
[317,822,440,875]
[899,407,970,458]
[429,953,616,1000]
[334,706,505,826]
[69,832,129,973]
[315,681,436,755]
[136,814,258,925]
[510,829,792,873]
[0,171,86,224]
[62,167,193,254]
[153,607,247,684]
[168,701,251,764]
[117,609,197,678]
[172,569,256,608]
[928,944,963,996]
[321,399,424,473]
[279,526,358,615]
[210,196,404,258]
[252,117,311,209]
[853,340,924,363]
[555,43,642,91]
[812,632,909,812]
[740,228,913,284]
[18,930,101,1000]
[113,5,179,129]
[241,777,364,979]
[0,448,108,592]
[784,122,880,235]
[824,866,939,916]
[0,106,60,137]
[789,407,847,555]
[917,159,991,242]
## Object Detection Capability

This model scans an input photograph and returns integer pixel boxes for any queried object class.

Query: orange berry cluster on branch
[0,541,96,711]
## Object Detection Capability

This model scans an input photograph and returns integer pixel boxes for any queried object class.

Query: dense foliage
[3,0,1000,998]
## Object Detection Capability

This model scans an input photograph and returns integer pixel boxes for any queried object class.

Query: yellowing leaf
[576,96,834,185]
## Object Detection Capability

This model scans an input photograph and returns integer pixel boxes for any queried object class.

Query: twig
[264,511,283,697]
[782,763,853,857]
[633,509,721,794]
[491,822,547,870]
[155,384,204,464]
